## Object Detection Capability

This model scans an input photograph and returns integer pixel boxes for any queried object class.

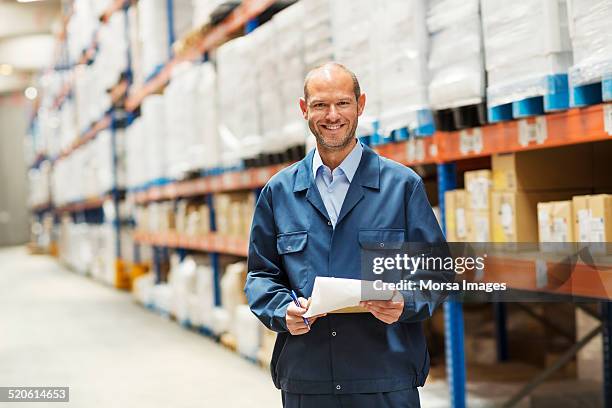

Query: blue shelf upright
[437,163,466,408]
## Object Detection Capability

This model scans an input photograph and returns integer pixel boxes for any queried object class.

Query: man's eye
[313,104,325,109]
[338,101,350,106]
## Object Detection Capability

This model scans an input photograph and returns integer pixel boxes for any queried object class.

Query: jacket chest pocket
[358,229,406,250]
[277,231,309,289]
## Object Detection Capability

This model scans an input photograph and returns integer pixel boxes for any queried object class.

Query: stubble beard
[309,119,358,153]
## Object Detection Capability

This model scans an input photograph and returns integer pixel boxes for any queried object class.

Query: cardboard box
[467,209,491,242]
[444,190,468,242]
[573,195,612,255]
[492,144,594,192]
[537,200,574,243]
[465,170,492,210]
[492,192,585,243]
[575,308,602,383]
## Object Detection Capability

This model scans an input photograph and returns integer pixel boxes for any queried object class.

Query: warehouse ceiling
[0,0,61,93]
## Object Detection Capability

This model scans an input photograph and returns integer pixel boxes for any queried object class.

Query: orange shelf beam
[133,163,289,204]
[55,194,112,213]
[480,256,612,300]
[133,231,249,257]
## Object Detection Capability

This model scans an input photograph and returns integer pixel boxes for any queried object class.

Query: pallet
[433,102,487,132]
[370,109,436,146]
[243,144,305,169]
[570,74,612,107]
[488,74,569,123]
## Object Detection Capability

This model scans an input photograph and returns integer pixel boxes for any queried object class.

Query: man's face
[300,68,366,151]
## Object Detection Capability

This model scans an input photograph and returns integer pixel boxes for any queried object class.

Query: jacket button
[336,385,341,390]
[287,245,292,250]
[379,243,385,248]
[331,331,337,336]
[327,221,332,226]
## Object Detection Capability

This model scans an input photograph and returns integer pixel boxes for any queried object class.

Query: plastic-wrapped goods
[192,0,227,29]
[66,0,98,63]
[138,0,171,78]
[273,2,309,147]
[127,5,145,88]
[95,11,129,93]
[376,0,430,136]
[567,0,612,86]
[234,305,261,359]
[330,0,380,137]
[164,63,194,177]
[481,0,573,108]
[301,0,334,70]
[217,36,261,165]
[58,100,78,155]
[251,23,286,154]
[173,0,195,40]
[196,262,215,329]
[141,95,168,182]
[125,117,147,189]
[152,283,174,315]
[427,0,485,109]
[133,273,156,305]
[90,223,115,285]
[197,63,221,170]
[221,261,248,338]
[169,255,198,322]
[28,161,52,207]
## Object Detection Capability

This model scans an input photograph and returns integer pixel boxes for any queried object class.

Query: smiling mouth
[321,124,345,130]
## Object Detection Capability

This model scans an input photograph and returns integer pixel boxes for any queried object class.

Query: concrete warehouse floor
[0,246,530,408]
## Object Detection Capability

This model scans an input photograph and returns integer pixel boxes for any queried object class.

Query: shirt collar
[312,140,363,183]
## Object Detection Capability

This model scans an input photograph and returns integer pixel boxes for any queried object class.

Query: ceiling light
[25,87,38,100]
[0,64,13,76]
[17,0,46,3]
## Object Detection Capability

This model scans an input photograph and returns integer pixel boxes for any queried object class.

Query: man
[245,63,448,408]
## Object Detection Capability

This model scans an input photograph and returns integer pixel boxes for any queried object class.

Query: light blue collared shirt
[312,140,363,228]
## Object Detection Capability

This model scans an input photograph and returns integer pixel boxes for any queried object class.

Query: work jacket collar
[293,143,380,193]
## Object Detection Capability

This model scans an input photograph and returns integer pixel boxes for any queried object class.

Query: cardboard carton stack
[465,170,492,242]
[492,145,594,244]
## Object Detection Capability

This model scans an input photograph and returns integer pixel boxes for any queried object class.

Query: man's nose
[326,104,340,121]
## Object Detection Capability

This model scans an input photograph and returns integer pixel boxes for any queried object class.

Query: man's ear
[357,93,366,116]
[299,97,308,119]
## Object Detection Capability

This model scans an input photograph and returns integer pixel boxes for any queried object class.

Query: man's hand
[360,296,404,324]
[286,297,326,335]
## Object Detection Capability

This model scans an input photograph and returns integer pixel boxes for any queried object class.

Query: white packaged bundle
[173,0,195,40]
[133,273,156,305]
[251,23,285,154]
[197,63,221,169]
[273,2,308,147]
[66,0,98,63]
[217,36,261,165]
[152,283,174,315]
[234,305,261,359]
[481,0,573,107]
[141,95,168,182]
[125,117,147,189]
[302,0,334,70]
[96,11,129,91]
[567,0,612,86]
[138,0,171,78]
[375,0,430,136]
[427,0,485,109]
[331,0,380,137]
[164,63,195,177]
[211,307,230,336]
[169,256,198,322]
[196,263,215,329]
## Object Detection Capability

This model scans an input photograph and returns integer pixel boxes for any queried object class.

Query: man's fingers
[298,297,309,309]
[364,303,402,314]
[287,302,306,316]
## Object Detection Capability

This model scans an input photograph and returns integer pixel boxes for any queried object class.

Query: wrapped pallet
[217,36,261,166]
[234,305,261,360]
[273,2,308,148]
[331,0,380,137]
[427,0,485,109]
[567,0,612,102]
[481,0,573,110]
[376,0,430,136]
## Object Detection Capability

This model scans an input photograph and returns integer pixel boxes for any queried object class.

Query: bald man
[245,63,448,408]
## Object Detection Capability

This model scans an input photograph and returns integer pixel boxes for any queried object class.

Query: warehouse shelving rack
[31,1,612,407]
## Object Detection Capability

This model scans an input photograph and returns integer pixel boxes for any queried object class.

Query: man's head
[300,62,366,151]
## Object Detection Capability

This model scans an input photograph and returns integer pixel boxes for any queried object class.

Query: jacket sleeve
[244,184,293,333]
[399,179,454,323]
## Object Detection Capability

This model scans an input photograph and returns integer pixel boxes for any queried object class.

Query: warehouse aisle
[0,247,281,408]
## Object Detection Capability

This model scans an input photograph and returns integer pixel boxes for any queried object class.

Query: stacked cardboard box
[492,145,595,243]
[444,190,468,242]
[465,170,492,242]
[214,193,256,238]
